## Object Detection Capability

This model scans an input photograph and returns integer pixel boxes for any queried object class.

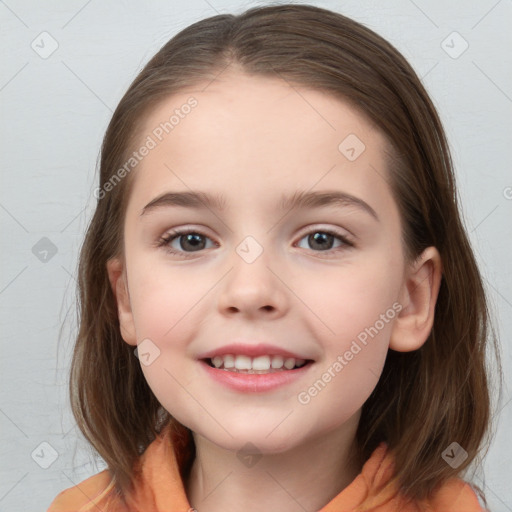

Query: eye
[295,228,353,254]
[157,226,354,259]
[157,229,216,257]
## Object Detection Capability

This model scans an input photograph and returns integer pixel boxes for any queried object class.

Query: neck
[184,415,362,512]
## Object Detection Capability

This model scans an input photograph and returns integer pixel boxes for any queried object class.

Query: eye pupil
[181,233,205,251]
[309,232,334,250]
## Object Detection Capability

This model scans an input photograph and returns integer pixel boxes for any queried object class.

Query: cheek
[128,258,212,340]
[296,254,402,340]
[127,262,204,403]
[294,255,400,407]
[298,284,396,426]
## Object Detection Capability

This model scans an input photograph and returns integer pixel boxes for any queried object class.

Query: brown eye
[296,229,353,254]
[308,232,336,251]
[174,233,207,252]
[158,229,216,257]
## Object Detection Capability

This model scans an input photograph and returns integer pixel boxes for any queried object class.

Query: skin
[107,69,442,512]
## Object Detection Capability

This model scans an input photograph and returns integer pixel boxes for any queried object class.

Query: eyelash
[157,227,355,259]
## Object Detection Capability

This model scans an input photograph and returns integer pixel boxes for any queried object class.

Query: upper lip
[198,343,314,361]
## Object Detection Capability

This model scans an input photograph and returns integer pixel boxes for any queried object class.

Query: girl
[48,4,502,511]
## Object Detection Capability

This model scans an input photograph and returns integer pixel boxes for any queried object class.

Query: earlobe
[106,257,138,346]
[389,246,442,352]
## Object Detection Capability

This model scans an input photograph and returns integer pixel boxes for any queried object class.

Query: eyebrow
[140,189,379,221]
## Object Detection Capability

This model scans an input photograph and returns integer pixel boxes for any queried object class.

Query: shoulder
[47,470,125,512]
[359,443,486,511]
[425,477,486,512]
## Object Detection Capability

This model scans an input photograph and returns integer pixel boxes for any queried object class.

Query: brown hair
[68,3,503,507]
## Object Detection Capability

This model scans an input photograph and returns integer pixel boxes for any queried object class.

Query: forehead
[129,71,393,214]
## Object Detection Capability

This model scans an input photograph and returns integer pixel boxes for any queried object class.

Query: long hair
[69,4,502,506]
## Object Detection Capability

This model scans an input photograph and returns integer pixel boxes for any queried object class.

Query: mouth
[202,354,314,374]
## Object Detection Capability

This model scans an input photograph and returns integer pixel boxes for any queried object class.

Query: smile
[199,356,314,393]
[206,354,310,372]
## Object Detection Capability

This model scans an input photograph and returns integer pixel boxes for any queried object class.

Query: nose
[216,240,289,319]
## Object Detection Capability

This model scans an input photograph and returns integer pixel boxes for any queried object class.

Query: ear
[389,246,442,352]
[106,257,137,346]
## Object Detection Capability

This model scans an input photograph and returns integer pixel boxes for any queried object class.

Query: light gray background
[1,0,511,510]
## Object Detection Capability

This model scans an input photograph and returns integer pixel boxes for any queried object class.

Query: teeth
[234,355,252,370]
[208,354,308,372]
[252,355,271,371]
[223,354,235,368]
[212,356,223,368]
[271,355,284,369]
[284,358,296,370]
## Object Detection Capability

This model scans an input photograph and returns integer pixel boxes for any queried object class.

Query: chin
[194,425,302,455]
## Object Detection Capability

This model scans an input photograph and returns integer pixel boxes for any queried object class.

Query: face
[111,70,411,454]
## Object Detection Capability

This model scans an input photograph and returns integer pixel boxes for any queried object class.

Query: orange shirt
[47,425,485,511]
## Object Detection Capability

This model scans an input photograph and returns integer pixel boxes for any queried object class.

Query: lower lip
[198,360,314,393]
